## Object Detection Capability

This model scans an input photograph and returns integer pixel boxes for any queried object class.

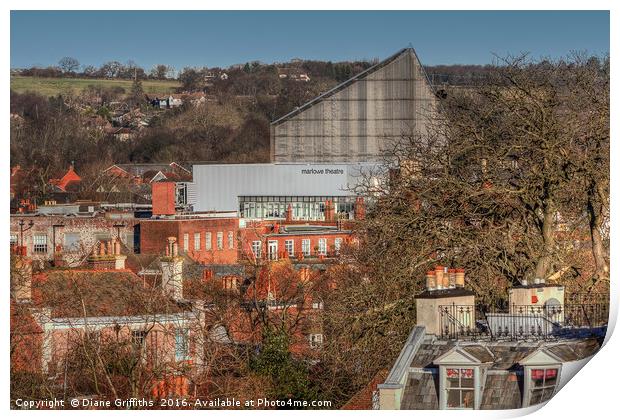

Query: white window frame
[312,299,324,310]
[193,233,201,251]
[216,232,223,250]
[10,233,18,246]
[438,365,480,410]
[318,238,327,256]
[183,233,189,252]
[252,240,262,259]
[268,240,278,261]
[131,330,148,362]
[227,231,234,249]
[205,232,212,250]
[334,237,343,254]
[309,333,323,349]
[284,239,294,257]
[523,365,561,407]
[302,239,311,256]
[33,234,48,254]
[64,232,81,252]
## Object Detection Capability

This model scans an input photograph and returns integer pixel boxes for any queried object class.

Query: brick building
[10,243,203,399]
[139,215,355,266]
[10,212,137,267]
[140,217,240,265]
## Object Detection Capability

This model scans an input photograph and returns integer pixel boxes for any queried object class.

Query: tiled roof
[49,166,81,192]
[341,370,388,410]
[32,269,184,318]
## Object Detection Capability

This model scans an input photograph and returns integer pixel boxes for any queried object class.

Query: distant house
[103,162,192,185]
[204,71,228,81]
[180,92,208,106]
[101,162,194,208]
[85,115,112,131]
[103,126,136,141]
[10,243,203,398]
[149,95,183,109]
[277,67,310,82]
[47,164,82,203]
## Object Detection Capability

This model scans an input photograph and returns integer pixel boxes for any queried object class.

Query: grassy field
[10,76,181,97]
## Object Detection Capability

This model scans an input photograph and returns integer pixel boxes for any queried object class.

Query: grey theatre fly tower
[270,48,437,163]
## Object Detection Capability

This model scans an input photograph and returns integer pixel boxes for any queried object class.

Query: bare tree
[58,57,80,74]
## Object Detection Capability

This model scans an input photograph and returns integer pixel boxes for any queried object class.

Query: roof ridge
[271,47,424,126]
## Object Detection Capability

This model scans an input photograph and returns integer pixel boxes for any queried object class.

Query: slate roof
[479,372,522,410]
[397,334,602,410]
[401,371,439,410]
[546,338,602,362]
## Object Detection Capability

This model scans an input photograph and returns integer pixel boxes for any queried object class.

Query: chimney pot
[425,271,436,290]
[435,266,445,289]
[455,268,465,288]
[448,269,456,288]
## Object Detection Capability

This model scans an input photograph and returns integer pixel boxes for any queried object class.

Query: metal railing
[438,302,609,341]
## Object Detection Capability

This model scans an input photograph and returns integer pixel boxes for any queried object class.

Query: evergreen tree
[129,77,144,106]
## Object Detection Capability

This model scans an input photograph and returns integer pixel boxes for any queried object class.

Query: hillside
[10,76,180,97]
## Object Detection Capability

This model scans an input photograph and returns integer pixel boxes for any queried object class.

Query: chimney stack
[416,265,475,336]
[324,200,335,222]
[285,204,293,222]
[161,237,184,301]
[113,238,126,270]
[354,197,365,220]
[88,240,117,270]
[152,182,176,216]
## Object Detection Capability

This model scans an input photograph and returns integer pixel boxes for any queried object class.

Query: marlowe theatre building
[192,48,438,220]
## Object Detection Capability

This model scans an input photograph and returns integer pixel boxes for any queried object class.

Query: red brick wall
[239,229,353,260]
[152,182,176,216]
[9,214,136,265]
[140,218,240,264]
[140,220,179,255]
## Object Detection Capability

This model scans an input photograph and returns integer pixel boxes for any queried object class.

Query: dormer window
[434,346,492,410]
[519,347,563,407]
[446,368,475,409]
[523,366,560,406]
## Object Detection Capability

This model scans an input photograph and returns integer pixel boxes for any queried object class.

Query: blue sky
[10,10,609,70]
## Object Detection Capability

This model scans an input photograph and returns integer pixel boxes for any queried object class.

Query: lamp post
[18,219,34,248]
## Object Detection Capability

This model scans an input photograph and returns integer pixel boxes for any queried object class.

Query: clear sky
[10,10,609,70]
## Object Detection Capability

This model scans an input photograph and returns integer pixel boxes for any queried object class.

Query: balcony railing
[438,302,609,341]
